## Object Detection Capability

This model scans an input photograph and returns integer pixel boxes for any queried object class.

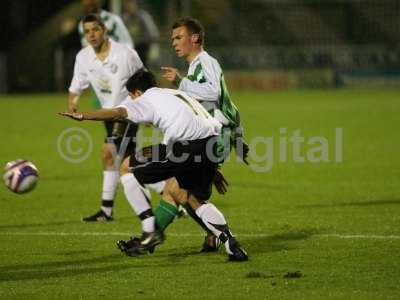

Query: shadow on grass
[0,220,82,230]
[0,264,142,282]
[0,254,123,273]
[162,228,321,259]
[0,253,175,282]
[0,228,321,282]
[240,228,319,255]
[297,199,400,209]
[164,246,205,262]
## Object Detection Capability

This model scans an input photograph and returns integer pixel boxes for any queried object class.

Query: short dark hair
[126,69,157,93]
[172,17,204,45]
[82,13,105,28]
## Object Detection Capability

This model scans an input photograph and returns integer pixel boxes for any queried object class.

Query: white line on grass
[0,232,399,240]
[318,234,400,240]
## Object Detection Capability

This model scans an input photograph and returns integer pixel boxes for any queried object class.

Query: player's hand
[213,169,229,195]
[161,67,181,85]
[58,112,83,121]
[236,137,250,165]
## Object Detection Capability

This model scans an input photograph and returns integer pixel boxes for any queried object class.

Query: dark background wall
[2,0,400,92]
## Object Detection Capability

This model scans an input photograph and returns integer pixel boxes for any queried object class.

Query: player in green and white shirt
[78,0,133,49]
[162,17,248,162]
[160,17,249,252]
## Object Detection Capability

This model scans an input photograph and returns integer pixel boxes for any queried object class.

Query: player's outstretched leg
[192,200,248,262]
[117,158,164,255]
[182,203,222,252]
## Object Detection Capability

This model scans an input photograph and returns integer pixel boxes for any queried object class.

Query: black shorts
[130,137,219,201]
[104,121,138,156]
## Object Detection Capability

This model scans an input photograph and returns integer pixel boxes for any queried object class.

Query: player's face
[171,26,195,58]
[83,21,105,49]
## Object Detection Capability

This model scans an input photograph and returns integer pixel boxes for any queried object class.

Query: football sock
[195,203,234,254]
[153,200,179,231]
[101,200,114,217]
[120,173,155,232]
[183,203,213,235]
[139,209,156,232]
[147,181,166,194]
[101,170,119,216]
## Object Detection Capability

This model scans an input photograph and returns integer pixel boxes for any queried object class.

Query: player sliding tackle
[59,69,248,261]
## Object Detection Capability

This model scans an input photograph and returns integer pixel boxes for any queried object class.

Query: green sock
[154,200,179,232]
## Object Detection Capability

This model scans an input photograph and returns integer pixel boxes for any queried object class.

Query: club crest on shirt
[98,77,112,94]
[109,63,118,74]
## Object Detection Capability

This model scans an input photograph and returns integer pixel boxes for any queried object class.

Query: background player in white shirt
[77,0,134,126]
[78,0,133,49]
[158,17,249,251]
[60,69,248,262]
[69,14,146,221]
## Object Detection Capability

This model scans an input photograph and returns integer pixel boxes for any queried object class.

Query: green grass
[0,89,400,299]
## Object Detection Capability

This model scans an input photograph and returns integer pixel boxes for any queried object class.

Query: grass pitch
[0,89,399,299]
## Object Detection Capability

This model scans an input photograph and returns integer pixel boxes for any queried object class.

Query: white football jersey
[69,39,143,108]
[118,87,222,145]
[78,10,133,49]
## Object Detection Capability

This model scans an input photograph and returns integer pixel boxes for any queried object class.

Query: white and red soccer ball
[3,160,39,194]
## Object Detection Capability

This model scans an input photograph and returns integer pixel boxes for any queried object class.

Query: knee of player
[165,179,188,204]
[119,157,131,176]
[101,145,115,166]
[162,192,179,207]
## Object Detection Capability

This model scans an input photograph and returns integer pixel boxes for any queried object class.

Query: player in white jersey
[157,17,249,251]
[69,14,153,222]
[78,1,133,115]
[78,0,133,49]
[59,69,248,262]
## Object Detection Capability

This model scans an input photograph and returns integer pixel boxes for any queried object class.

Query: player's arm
[161,67,182,86]
[179,76,220,102]
[68,92,80,113]
[163,62,220,101]
[59,107,128,121]
[61,95,154,127]
[68,55,90,112]
[162,64,219,101]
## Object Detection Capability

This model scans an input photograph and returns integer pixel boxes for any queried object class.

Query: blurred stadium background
[1,0,399,93]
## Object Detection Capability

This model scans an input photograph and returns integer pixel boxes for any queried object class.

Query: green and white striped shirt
[177,51,241,130]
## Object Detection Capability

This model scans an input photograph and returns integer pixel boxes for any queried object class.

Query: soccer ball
[3,160,39,194]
